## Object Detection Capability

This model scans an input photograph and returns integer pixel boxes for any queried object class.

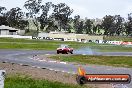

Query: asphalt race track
[0,49,132,88]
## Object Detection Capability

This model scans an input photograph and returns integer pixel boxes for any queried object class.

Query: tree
[0,6,8,26]
[0,16,8,26]
[84,19,93,34]
[45,21,58,32]
[5,7,24,28]
[24,0,42,33]
[66,17,74,33]
[18,20,29,30]
[95,24,102,35]
[125,13,132,36]
[0,6,6,15]
[39,2,52,31]
[78,21,84,34]
[114,15,124,36]
[102,15,115,36]
[73,15,80,33]
[52,3,73,31]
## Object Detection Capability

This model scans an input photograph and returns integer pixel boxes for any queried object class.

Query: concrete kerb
[1,60,75,74]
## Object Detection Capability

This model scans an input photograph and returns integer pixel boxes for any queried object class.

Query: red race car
[57,44,73,54]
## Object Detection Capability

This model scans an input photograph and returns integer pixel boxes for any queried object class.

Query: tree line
[0,0,132,36]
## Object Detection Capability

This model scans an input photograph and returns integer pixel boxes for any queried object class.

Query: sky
[1,0,132,19]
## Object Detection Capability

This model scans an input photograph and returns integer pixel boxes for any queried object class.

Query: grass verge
[5,75,88,88]
[0,38,88,50]
[50,55,132,68]
[0,38,132,52]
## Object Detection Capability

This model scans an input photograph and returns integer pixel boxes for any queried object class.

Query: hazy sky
[1,0,132,19]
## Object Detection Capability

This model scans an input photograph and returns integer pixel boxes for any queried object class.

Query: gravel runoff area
[0,62,113,88]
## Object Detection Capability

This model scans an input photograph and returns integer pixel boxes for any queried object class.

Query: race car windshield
[59,45,69,48]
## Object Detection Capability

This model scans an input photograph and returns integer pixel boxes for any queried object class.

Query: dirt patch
[0,62,112,88]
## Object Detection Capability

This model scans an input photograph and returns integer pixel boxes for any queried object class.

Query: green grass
[5,75,88,88]
[0,43,58,50]
[0,38,132,51]
[0,38,101,50]
[0,38,87,50]
[50,55,132,68]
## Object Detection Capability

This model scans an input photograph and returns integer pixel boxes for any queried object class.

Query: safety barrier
[0,35,32,39]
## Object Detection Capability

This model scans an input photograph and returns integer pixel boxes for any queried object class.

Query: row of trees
[0,0,132,36]
[73,14,132,36]
[0,6,29,31]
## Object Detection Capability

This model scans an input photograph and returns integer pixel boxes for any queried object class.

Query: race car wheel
[70,50,73,54]
[57,51,59,54]
[65,51,68,54]
[70,51,73,54]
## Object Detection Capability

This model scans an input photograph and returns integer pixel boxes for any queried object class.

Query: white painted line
[36,58,40,60]
[62,70,66,73]
[107,69,111,70]
[54,70,60,72]
[32,66,36,68]
[38,60,46,62]
[67,72,70,74]
[28,57,32,59]
[43,60,46,61]
[60,62,67,64]
[82,54,86,55]
[49,61,57,63]
[72,72,76,74]
[37,67,41,69]
[49,68,54,71]
[19,63,23,66]
[45,54,50,55]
